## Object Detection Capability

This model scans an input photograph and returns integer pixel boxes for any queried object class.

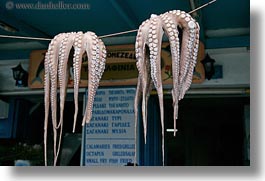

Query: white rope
[0,34,51,41]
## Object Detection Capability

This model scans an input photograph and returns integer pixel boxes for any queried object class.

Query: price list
[83,88,136,166]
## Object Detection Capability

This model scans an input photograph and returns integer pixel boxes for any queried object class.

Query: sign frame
[28,42,205,89]
[80,86,139,166]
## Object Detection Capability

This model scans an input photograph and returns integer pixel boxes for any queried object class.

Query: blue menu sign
[81,87,136,166]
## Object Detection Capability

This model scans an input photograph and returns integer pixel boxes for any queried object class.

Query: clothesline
[0,0,216,41]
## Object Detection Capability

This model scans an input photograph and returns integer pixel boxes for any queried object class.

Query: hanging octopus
[44,31,106,166]
[134,10,200,166]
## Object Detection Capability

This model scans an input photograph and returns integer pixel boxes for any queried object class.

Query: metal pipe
[0,87,249,96]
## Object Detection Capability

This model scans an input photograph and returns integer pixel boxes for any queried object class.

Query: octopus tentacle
[134,19,152,164]
[181,22,200,98]
[81,33,91,125]
[47,33,65,165]
[175,12,199,100]
[54,32,76,165]
[135,10,200,166]
[147,16,165,166]
[133,77,141,166]
[135,14,166,166]
[82,32,97,125]
[161,10,199,136]
[72,31,86,133]
[82,32,106,125]
[142,49,153,144]
[44,51,50,166]
[44,31,106,166]
[160,11,181,136]
[58,32,76,127]
[134,53,152,165]
[49,33,65,129]
[135,19,152,144]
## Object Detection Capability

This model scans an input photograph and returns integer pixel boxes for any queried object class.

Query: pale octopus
[134,10,200,166]
[44,31,106,166]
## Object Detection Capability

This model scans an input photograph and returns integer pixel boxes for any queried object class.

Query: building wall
[199,47,250,87]
[0,47,250,92]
